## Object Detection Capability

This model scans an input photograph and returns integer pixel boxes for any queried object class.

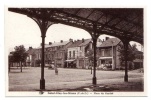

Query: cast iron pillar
[89,23,100,85]
[40,30,46,90]
[92,39,97,85]
[30,14,54,90]
[122,40,129,82]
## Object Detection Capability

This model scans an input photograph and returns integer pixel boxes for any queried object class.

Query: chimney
[49,42,52,45]
[82,38,84,43]
[106,37,109,40]
[29,46,32,50]
[60,40,63,43]
[69,38,73,42]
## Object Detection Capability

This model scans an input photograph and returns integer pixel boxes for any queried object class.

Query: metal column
[39,20,47,90]
[123,40,129,82]
[89,23,100,85]
[40,32,46,89]
[92,39,97,85]
[30,16,54,90]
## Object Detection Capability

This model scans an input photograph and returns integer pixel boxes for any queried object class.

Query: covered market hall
[8,8,143,90]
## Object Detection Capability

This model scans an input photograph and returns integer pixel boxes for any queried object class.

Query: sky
[5,9,142,52]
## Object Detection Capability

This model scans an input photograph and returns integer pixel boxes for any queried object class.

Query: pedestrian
[54,66,58,75]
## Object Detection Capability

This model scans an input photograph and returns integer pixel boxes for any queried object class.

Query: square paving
[8,67,144,91]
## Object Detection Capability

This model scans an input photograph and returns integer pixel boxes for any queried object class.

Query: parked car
[45,64,50,67]
[97,64,112,70]
[48,64,55,70]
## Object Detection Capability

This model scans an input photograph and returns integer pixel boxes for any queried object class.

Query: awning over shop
[65,59,75,62]
[99,57,112,59]
[133,59,143,62]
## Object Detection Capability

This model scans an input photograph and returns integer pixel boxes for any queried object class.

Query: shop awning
[65,59,75,62]
[99,57,112,59]
[133,59,143,62]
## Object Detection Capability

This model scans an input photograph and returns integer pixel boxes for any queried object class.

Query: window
[109,48,112,56]
[61,52,62,57]
[36,54,38,59]
[57,53,58,57]
[38,54,40,59]
[69,51,71,58]
[49,54,50,59]
[80,46,82,50]
[45,54,47,59]
[102,50,104,56]
[52,54,54,59]
[73,51,75,58]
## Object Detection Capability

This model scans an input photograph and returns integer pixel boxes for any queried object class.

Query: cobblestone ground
[8,67,144,91]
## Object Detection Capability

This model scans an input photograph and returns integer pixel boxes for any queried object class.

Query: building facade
[97,38,122,70]
[133,51,143,69]
[26,37,143,70]
[27,39,73,67]
[66,39,83,68]
[26,47,40,67]
[66,38,102,69]
[97,37,142,70]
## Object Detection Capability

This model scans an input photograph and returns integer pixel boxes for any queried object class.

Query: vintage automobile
[47,64,55,70]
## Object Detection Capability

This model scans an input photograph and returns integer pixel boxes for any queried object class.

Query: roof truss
[8,8,144,44]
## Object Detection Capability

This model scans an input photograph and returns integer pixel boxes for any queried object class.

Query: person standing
[54,66,58,75]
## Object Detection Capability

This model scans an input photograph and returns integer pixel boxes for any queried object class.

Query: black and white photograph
[5,6,146,97]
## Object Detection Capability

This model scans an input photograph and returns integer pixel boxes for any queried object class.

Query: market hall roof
[8,8,143,44]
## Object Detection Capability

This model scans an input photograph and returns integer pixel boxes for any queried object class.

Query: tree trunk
[21,61,22,72]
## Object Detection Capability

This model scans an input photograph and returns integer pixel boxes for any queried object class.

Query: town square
[9,67,143,91]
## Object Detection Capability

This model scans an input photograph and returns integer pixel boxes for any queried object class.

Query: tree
[13,45,28,72]
[85,49,100,68]
[8,52,14,72]
[85,49,94,64]
[9,53,14,63]
[117,43,138,69]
